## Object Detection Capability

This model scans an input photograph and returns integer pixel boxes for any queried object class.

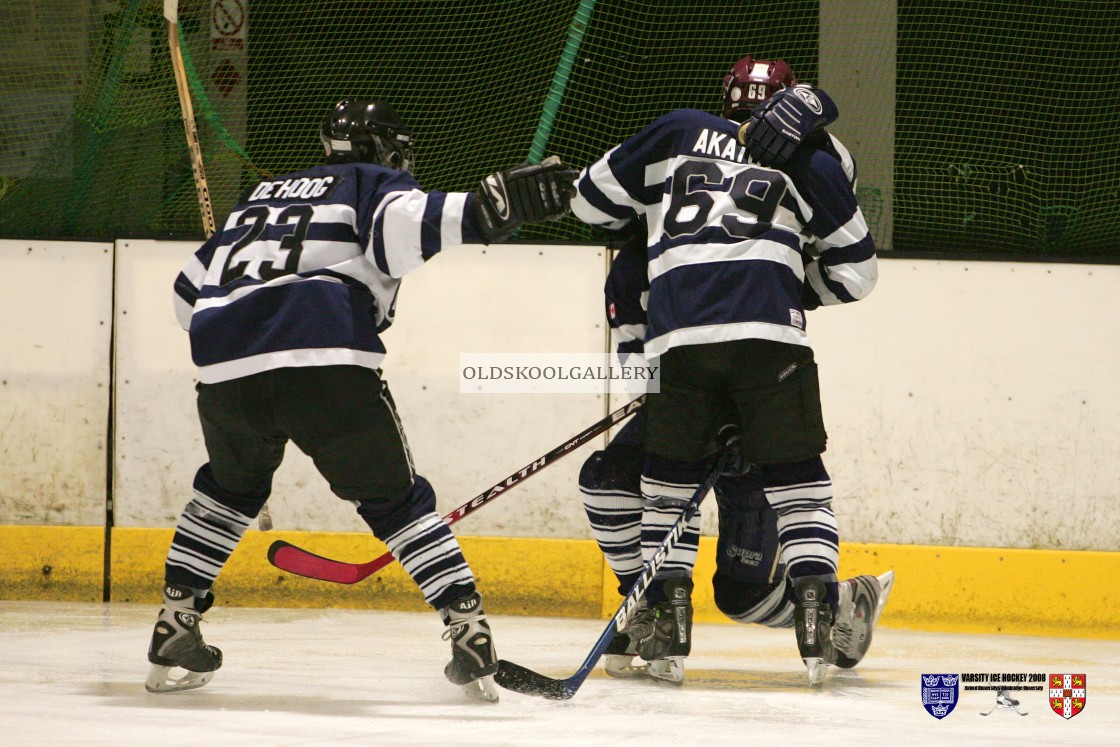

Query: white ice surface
[1,601,1117,746]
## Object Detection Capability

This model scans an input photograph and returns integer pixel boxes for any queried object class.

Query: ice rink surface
[2,601,1117,746]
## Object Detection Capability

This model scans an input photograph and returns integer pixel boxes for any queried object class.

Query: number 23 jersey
[173,162,481,383]
[570,108,877,358]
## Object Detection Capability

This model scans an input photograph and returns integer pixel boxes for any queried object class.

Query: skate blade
[803,657,828,687]
[460,674,500,703]
[873,570,895,625]
[647,657,685,685]
[145,663,215,693]
[604,654,650,679]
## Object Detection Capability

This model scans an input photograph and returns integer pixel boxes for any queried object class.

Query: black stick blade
[494,660,576,700]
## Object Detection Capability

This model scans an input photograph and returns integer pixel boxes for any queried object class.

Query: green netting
[896,0,1120,256]
[0,0,818,241]
[1,1,1118,257]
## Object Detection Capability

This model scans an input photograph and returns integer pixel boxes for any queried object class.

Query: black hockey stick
[493,452,726,700]
[267,395,646,583]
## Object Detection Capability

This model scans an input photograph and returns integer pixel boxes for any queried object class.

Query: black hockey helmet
[722,56,797,122]
[320,98,413,171]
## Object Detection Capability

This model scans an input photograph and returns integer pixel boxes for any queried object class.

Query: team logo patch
[921,673,959,719]
[793,85,824,115]
[1049,673,1086,719]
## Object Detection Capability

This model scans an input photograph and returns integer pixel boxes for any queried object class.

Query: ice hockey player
[574,56,888,686]
[146,96,577,702]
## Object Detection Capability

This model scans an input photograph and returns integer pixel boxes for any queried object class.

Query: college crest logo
[1049,673,1086,719]
[921,673,958,719]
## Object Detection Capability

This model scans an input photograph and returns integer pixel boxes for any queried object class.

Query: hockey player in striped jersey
[572,57,885,686]
[585,231,893,685]
[146,97,577,701]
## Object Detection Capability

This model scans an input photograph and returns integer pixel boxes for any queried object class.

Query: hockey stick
[267,395,646,583]
[167,2,270,531]
[165,3,216,236]
[493,452,726,700]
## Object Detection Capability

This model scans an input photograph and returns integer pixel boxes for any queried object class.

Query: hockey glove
[470,155,580,244]
[715,422,750,477]
[736,84,839,167]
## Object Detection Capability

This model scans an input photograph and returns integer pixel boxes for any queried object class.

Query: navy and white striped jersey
[173,162,483,383]
[572,108,877,358]
[604,241,649,357]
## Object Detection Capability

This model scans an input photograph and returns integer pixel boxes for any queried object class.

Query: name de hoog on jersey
[247,175,341,202]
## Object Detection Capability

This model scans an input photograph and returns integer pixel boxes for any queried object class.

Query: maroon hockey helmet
[721,56,797,122]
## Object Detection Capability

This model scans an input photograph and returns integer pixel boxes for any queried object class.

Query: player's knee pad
[355,474,437,538]
[192,463,271,520]
[755,455,830,492]
[712,571,783,618]
[579,443,642,500]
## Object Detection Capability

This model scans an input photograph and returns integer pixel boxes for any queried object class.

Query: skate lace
[832,591,869,656]
[442,614,486,640]
[159,603,220,658]
[832,620,855,653]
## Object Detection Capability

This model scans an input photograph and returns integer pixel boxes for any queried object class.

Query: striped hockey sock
[382,512,476,611]
[582,485,644,592]
[639,473,702,581]
[722,577,795,628]
[759,459,840,603]
[165,490,254,590]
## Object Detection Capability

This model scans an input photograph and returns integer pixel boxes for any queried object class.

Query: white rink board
[811,259,1120,550]
[111,241,608,534]
[0,240,112,526]
[5,241,1120,550]
[111,241,207,528]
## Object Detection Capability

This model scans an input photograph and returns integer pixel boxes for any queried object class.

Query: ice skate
[639,577,692,684]
[791,574,836,686]
[145,583,222,693]
[606,578,693,685]
[604,606,654,679]
[833,570,894,669]
[441,591,500,703]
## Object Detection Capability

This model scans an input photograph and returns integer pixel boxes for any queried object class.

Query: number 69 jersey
[571,108,877,358]
[173,162,481,384]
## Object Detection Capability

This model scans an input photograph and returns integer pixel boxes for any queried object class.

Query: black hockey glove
[470,155,580,244]
[736,84,839,167]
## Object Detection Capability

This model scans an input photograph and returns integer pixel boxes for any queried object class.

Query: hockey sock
[639,456,704,581]
[359,475,476,611]
[758,458,839,595]
[382,511,476,611]
[580,440,645,594]
[581,483,644,594]
[714,576,794,628]
[165,490,254,590]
